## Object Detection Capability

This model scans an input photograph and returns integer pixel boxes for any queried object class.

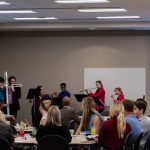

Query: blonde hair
[47,106,61,126]
[110,102,126,139]
[82,97,101,129]
[62,96,71,106]
[0,110,6,122]
[40,100,51,111]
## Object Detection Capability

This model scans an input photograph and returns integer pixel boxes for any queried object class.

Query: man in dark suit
[8,76,21,119]
[61,96,80,129]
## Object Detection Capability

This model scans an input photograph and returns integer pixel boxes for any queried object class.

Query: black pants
[31,105,40,124]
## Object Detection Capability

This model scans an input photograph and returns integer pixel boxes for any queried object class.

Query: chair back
[0,137,10,150]
[124,132,133,150]
[134,132,143,150]
[144,134,150,150]
[68,120,75,130]
[37,135,70,150]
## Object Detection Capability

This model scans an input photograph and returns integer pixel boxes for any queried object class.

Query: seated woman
[111,87,125,102]
[0,110,17,147]
[76,97,103,135]
[36,106,72,143]
[39,100,51,126]
[98,102,131,150]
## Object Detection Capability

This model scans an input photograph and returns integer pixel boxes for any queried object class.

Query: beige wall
[0,31,150,122]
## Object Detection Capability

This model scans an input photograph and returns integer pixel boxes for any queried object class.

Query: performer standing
[55,83,70,98]
[111,87,125,102]
[86,80,105,113]
[32,85,44,123]
[8,76,21,119]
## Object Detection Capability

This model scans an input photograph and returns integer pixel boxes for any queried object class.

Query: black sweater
[36,124,72,143]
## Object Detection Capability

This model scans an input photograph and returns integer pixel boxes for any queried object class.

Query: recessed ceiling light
[14,17,58,20]
[89,27,96,30]
[78,8,127,12]
[96,16,141,19]
[0,1,10,5]
[0,10,36,14]
[55,0,109,3]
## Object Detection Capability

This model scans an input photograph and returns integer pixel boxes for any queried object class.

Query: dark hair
[8,76,16,82]
[42,94,53,101]
[115,87,123,93]
[0,77,4,83]
[136,98,147,106]
[60,83,66,87]
[122,99,134,112]
[135,99,147,114]
[36,85,42,90]
[96,80,103,87]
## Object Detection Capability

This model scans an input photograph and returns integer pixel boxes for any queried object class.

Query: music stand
[27,88,41,118]
[53,97,63,109]
[74,94,88,102]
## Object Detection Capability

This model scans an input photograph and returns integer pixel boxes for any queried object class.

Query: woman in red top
[98,102,131,150]
[86,80,105,113]
[111,87,125,102]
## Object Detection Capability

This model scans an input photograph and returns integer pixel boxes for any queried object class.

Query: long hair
[0,110,6,122]
[82,97,101,129]
[115,87,123,94]
[40,100,51,111]
[96,80,103,87]
[46,106,61,126]
[110,102,126,139]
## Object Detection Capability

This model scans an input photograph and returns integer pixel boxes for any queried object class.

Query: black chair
[134,132,143,150]
[0,137,11,150]
[68,120,75,130]
[144,134,150,150]
[124,132,133,150]
[37,135,70,150]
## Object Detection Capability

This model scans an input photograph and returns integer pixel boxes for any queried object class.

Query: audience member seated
[122,99,141,143]
[33,94,53,128]
[36,106,72,143]
[61,96,80,129]
[76,97,103,135]
[0,102,16,124]
[134,98,150,148]
[0,110,17,147]
[39,100,51,126]
[98,102,131,150]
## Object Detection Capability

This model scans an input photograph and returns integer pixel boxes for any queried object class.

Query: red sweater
[114,93,125,102]
[88,87,105,109]
[98,117,131,149]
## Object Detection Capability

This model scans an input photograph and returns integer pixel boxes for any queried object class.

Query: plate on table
[86,134,98,140]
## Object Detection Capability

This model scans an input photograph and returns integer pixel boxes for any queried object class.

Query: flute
[2,84,22,88]
[80,88,96,92]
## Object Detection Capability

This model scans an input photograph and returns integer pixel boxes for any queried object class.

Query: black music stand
[74,94,88,102]
[27,88,41,117]
[53,97,63,109]
[74,94,105,113]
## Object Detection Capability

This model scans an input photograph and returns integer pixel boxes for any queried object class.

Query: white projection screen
[84,68,146,106]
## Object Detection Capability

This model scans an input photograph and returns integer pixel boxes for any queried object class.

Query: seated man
[61,96,80,130]
[134,98,150,148]
[122,99,141,143]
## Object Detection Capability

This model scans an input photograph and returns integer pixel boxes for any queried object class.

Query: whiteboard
[84,68,146,106]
